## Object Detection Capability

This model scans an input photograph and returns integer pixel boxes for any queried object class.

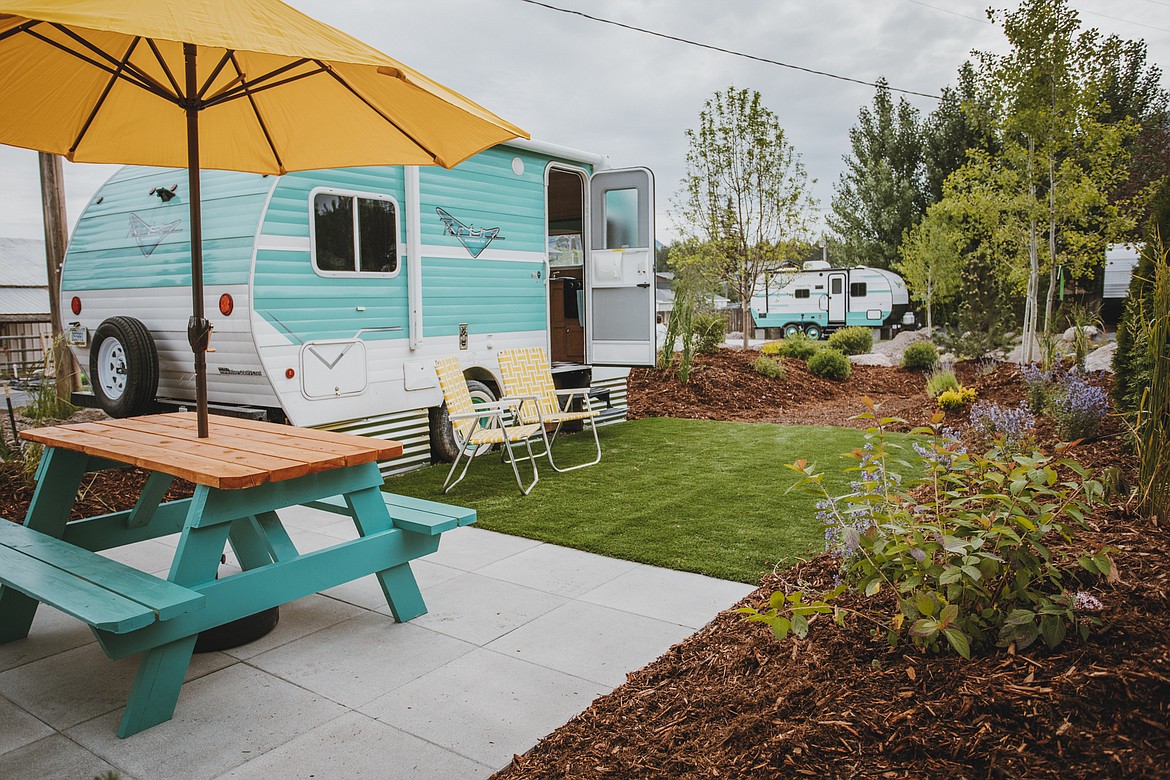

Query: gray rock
[1062,325,1100,342]
[1083,341,1117,372]
[849,353,895,367]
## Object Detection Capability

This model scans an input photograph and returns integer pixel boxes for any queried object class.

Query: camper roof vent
[803,260,831,271]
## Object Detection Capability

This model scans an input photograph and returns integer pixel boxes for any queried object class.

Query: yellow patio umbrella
[0,0,527,435]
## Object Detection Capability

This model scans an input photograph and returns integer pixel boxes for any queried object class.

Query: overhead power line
[516,0,943,100]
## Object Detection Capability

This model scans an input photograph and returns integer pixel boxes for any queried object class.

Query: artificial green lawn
[385,417,896,584]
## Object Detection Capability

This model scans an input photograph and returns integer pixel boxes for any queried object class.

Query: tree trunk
[741,299,750,350]
[38,153,77,400]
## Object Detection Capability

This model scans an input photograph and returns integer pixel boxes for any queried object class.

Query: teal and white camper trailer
[749,262,911,339]
[61,140,656,472]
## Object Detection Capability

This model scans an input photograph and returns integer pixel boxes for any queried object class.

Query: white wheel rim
[97,337,128,400]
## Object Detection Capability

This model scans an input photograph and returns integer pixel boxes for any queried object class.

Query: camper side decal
[436,206,503,258]
[128,213,182,257]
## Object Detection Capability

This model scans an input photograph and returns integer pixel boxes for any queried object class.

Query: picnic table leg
[118,488,230,737]
[0,448,89,643]
[346,485,427,623]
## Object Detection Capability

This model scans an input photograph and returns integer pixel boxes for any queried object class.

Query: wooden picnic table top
[19,413,404,490]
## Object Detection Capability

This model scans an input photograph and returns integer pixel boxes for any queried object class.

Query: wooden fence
[0,322,54,380]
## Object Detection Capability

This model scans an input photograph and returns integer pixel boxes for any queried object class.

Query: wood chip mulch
[492,351,1170,779]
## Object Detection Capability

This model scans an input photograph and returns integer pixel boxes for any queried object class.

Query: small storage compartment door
[586,167,656,366]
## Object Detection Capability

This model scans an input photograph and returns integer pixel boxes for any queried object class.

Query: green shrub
[936,386,976,410]
[752,355,784,379]
[826,326,873,356]
[924,367,959,398]
[761,340,783,356]
[693,312,727,355]
[901,340,938,371]
[740,404,1111,657]
[807,348,851,380]
[776,333,819,360]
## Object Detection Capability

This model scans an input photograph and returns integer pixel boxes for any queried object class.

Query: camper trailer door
[586,167,656,366]
[827,272,847,324]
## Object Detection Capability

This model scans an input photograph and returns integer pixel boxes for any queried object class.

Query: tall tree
[947,0,1139,361]
[922,63,999,205]
[897,202,963,329]
[828,78,926,270]
[673,86,816,349]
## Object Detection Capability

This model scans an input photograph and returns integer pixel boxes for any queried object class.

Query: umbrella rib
[47,24,177,101]
[69,37,142,157]
[202,59,318,107]
[318,62,442,164]
[23,26,174,102]
[228,53,285,174]
[145,38,183,98]
[0,19,38,44]
[196,50,236,102]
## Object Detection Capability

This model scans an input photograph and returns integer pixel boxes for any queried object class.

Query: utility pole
[38,152,77,401]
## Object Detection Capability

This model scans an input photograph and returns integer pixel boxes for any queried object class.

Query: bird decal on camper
[127,213,182,257]
[436,207,502,258]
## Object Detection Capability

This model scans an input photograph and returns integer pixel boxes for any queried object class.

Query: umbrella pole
[184,43,211,437]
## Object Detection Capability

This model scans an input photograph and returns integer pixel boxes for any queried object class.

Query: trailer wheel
[804,323,823,340]
[428,379,497,463]
[89,316,159,418]
[782,323,802,338]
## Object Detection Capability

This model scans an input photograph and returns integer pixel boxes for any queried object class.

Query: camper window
[312,191,399,276]
[794,288,810,299]
[850,282,867,297]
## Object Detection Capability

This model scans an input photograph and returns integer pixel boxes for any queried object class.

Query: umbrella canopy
[0,0,527,435]
[0,0,526,171]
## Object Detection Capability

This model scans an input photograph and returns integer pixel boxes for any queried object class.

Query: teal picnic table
[0,413,473,737]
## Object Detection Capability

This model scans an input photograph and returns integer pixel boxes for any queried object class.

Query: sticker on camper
[128,213,182,257]
[436,207,502,259]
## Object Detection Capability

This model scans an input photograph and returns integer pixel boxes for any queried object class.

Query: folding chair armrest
[449,408,506,423]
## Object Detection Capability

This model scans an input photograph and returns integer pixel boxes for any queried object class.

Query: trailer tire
[428,379,497,463]
[804,323,823,340]
[782,323,802,338]
[89,316,159,418]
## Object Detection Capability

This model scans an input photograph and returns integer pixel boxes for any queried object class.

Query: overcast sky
[1,0,1167,246]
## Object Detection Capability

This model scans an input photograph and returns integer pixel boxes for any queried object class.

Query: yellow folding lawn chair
[434,356,543,495]
[496,346,602,472]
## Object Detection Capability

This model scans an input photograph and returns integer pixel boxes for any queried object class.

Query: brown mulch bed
[491,351,1170,779]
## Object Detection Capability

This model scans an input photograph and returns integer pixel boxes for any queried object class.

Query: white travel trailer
[60,139,657,472]
[749,262,912,339]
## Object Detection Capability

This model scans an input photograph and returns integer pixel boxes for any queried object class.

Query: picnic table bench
[0,413,474,738]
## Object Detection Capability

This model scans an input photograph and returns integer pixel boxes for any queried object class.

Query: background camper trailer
[61,140,656,473]
[749,261,912,340]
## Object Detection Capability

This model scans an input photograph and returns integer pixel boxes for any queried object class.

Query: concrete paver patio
[0,506,755,779]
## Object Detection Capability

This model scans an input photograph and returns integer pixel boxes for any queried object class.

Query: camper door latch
[188,316,213,353]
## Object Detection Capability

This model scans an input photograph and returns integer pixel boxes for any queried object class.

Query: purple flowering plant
[1050,371,1109,441]
[968,401,1036,453]
[740,398,1113,658]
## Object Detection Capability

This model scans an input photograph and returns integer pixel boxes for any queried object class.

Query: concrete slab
[67,664,346,780]
[364,649,609,770]
[486,601,695,688]
[220,594,365,661]
[408,572,567,645]
[0,641,235,730]
[476,542,640,598]
[421,526,542,572]
[0,527,756,780]
[0,604,95,673]
[218,711,494,780]
[0,693,53,755]
[0,734,120,779]
[247,613,475,708]
[581,564,756,629]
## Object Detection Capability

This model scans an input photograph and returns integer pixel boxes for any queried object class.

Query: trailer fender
[89,316,159,418]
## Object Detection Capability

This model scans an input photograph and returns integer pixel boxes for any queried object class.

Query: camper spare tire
[89,316,159,418]
[428,379,497,463]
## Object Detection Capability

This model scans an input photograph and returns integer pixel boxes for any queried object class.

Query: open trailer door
[586,167,656,366]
